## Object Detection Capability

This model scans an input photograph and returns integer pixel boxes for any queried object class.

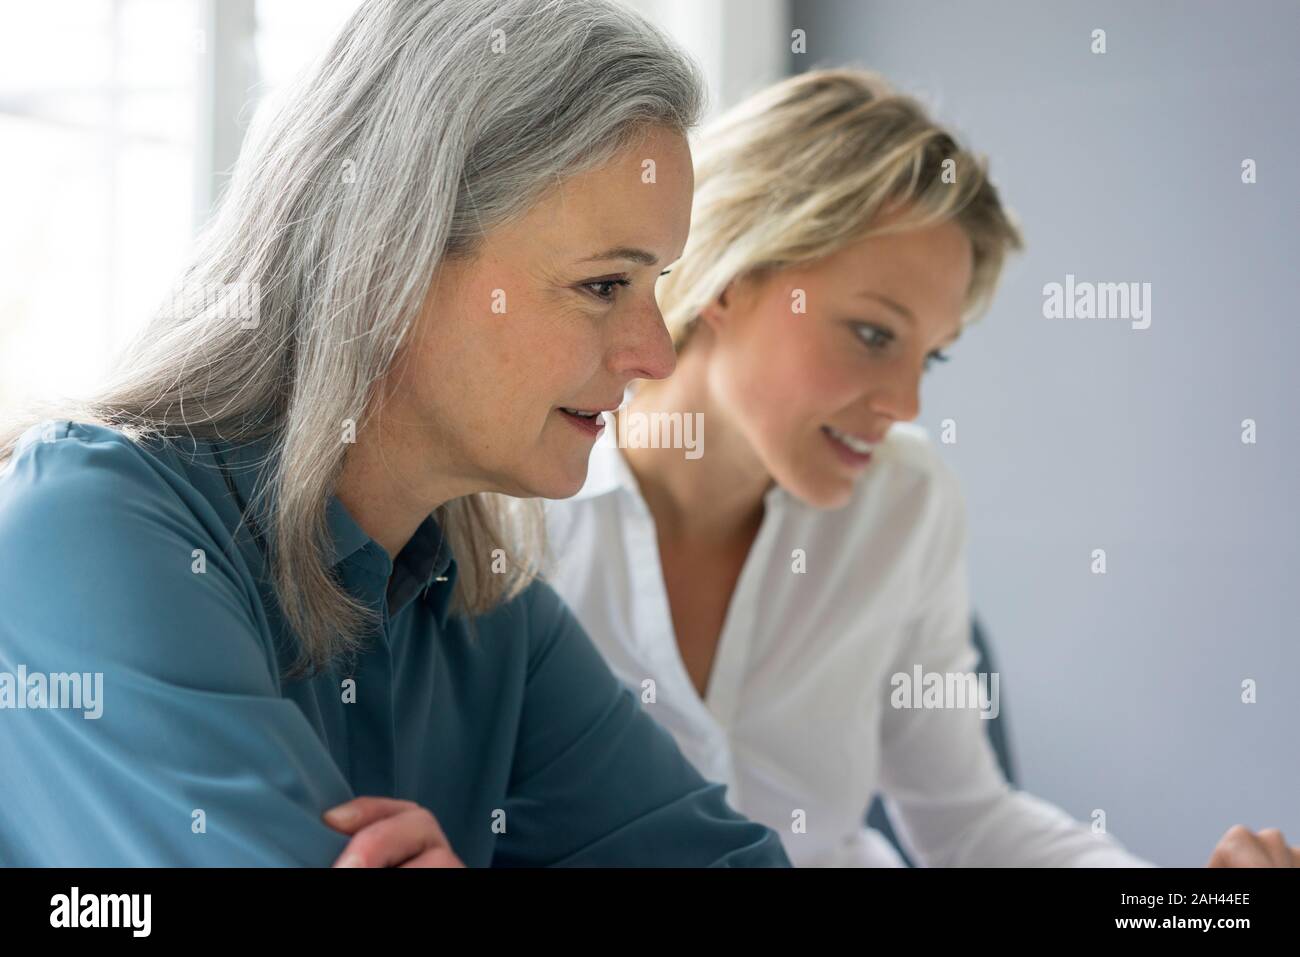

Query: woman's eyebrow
[854,290,915,325]
[574,246,660,266]
[856,289,962,345]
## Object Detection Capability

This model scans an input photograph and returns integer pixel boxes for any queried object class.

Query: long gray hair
[0,0,706,675]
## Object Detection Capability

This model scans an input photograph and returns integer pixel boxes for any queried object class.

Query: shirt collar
[382,508,458,623]
[207,433,458,626]
[568,431,787,513]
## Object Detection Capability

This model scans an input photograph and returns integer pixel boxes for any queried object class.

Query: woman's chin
[510,464,590,502]
[777,466,857,511]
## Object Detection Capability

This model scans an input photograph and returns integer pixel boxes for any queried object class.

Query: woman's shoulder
[468,573,603,668]
[3,418,194,503]
[0,418,216,552]
[0,418,277,680]
[474,574,572,636]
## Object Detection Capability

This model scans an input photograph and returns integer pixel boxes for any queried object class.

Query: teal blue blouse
[0,421,789,867]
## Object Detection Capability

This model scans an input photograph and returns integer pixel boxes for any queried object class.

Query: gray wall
[790,0,1300,866]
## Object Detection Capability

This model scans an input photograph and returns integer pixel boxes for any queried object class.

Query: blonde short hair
[659,68,1024,347]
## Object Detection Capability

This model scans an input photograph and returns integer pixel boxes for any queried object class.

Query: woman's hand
[324,796,465,868]
[1208,825,1300,867]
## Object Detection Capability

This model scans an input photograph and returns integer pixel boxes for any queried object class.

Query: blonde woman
[0,0,790,868]
[542,69,1298,868]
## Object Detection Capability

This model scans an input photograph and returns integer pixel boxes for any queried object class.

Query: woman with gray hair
[0,0,789,867]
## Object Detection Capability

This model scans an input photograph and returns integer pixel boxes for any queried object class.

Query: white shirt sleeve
[876,463,1154,867]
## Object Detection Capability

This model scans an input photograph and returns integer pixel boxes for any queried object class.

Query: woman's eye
[854,323,951,372]
[581,278,631,302]
[853,323,894,351]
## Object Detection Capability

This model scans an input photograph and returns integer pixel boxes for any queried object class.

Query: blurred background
[1,0,1295,866]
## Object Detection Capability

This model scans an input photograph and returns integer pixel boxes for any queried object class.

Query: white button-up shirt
[542,422,1151,867]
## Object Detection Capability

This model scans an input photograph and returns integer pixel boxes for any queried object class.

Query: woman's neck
[621,340,773,546]
[334,405,476,563]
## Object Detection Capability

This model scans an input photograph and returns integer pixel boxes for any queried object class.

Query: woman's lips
[558,407,607,436]
[822,424,875,467]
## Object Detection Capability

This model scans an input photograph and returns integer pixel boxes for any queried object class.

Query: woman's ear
[697,276,744,334]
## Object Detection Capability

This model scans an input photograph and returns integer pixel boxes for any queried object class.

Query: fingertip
[325,804,360,826]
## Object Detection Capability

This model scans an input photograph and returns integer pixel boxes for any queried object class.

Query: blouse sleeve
[875,460,1154,867]
[0,423,354,866]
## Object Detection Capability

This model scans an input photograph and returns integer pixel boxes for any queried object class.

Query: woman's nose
[870,366,923,424]
[610,301,678,382]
